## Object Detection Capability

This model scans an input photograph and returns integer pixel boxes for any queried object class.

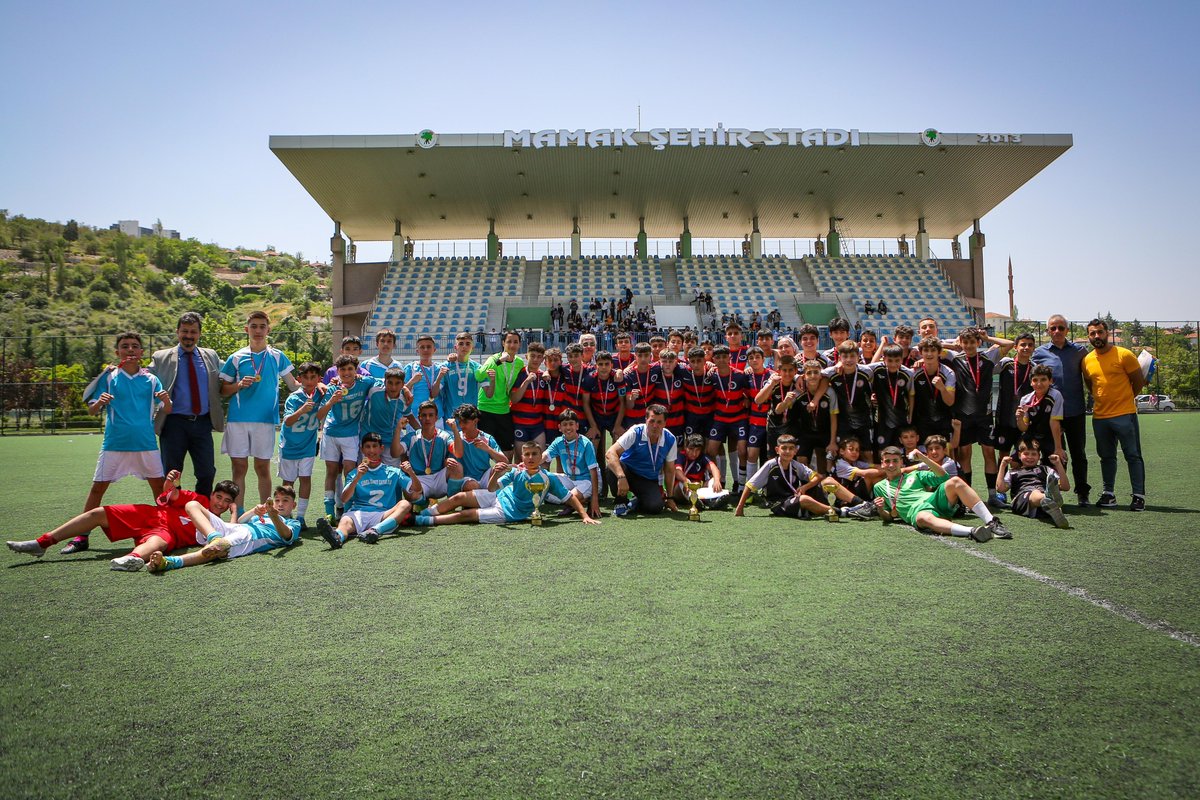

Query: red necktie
[187,352,201,414]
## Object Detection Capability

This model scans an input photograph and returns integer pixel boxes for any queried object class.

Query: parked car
[1136,394,1175,412]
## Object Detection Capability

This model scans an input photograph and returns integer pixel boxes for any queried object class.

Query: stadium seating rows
[540,256,666,297]
[677,256,798,318]
[806,255,976,334]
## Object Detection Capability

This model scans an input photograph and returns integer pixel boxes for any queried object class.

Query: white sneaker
[110,554,145,572]
[7,540,46,558]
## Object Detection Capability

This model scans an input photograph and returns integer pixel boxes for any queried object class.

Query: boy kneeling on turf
[416,442,599,527]
[735,434,874,520]
[872,446,1012,541]
[148,485,301,572]
[996,440,1071,529]
[317,432,424,548]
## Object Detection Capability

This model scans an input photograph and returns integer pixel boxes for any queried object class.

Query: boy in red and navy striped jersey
[622,343,658,427]
[705,344,752,490]
[743,346,774,486]
[510,343,549,448]
[651,349,688,438]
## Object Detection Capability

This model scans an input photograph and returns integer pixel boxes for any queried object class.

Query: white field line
[936,537,1200,649]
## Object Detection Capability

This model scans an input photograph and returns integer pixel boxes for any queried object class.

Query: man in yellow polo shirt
[1082,319,1146,511]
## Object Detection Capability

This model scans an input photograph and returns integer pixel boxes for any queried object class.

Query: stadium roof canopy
[270,128,1072,242]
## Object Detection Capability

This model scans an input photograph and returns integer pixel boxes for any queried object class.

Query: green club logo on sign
[921,128,942,147]
[417,129,438,149]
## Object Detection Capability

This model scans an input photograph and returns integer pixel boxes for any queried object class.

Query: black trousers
[159,413,216,496]
[1061,413,1091,497]
[627,471,666,514]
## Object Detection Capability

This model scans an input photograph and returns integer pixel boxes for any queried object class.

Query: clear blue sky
[2,0,1197,321]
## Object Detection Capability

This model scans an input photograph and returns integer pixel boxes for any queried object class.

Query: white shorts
[463,465,495,488]
[93,450,164,483]
[547,476,592,504]
[471,489,508,524]
[345,509,387,533]
[221,422,276,460]
[320,434,360,464]
[417,469,449,500]
[381,450,403,467]
[212,525,256,559]
[278,457,315,482]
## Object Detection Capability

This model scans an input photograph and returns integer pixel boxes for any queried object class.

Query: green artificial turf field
[1,415,1198,799]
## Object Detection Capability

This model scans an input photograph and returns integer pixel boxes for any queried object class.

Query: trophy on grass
[687,481,703,521]
[823,483,840,523]
[527,476,547,527]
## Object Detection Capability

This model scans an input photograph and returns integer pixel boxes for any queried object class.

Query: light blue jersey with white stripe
[87,368,164,452]
[496,468,569,521]
[220,347,294,424]
[346,464,410,512]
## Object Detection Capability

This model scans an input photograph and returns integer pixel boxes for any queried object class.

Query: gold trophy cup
[823,483,840,523]
[527,477,547,527]
[687,481,703,521]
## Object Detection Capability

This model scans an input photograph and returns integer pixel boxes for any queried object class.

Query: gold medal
[254,375,262,382]
[425,467,432,475]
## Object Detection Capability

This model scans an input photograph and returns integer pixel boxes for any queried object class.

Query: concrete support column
[330,222,347,341]
[487,218,499,261]
[678,217,692,259]
[636,217,648,260]
[968,218,986,323]
[750,216,762,258]
[391,220,403,262]
[915,217,930,260]
[898,234,909,257]
[571,217,581,259]
[826,217,841,257]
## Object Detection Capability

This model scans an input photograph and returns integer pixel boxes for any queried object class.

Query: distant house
[111,219,181,239]
[233,255,265,271]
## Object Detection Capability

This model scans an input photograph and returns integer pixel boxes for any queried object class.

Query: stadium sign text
[502,126,861,150]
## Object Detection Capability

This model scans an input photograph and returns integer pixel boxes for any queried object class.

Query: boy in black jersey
[912,337,957,443]
[824,341,875,462]
[991,332,1036,456]
[870,344,915,451]
[1017,364,1067,464]
[950,328,1003,507]
[734,435,873,520]
[996,440,1071,529]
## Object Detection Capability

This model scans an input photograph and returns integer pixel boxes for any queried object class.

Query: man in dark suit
[151,312,225,495]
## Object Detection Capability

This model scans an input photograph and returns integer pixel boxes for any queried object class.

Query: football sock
[296,498,309,518]
[745,460,758,481]
[376,517,398,535]
[960,471,972,488]
[36,534,56,548]
[985,473,998,498]
[729,452,740,484]
[717,456,727,483]
[970,501,995,524]
[949,524,975,537]
[323,491,335,517]
[163,555,184,571]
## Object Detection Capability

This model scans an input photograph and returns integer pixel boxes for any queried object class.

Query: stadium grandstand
[271,127,1070,352]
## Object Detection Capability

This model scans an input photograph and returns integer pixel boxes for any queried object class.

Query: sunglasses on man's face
[1048,326,1066,332]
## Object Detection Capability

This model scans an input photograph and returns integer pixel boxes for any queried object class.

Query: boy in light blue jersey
[279,362,330,528]
[219,311,297,505]
[447,404,507,494]
[319,354,379,520]
[544,410,602,519]
[360,329,404,380]
[363,368,414,466]
[149,485,300,572]
[316,433,424,547]
[81,331,171,512]
[440,332,484,427]
[417,442,599,526]
[404,334,449,426]
[406,401,462,501]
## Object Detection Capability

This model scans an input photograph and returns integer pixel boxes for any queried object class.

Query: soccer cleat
[146,551,167,572]
[556,507,576,518]
[110,554,145,572]
[1042,496,1070,530]
[413,513,435,527]
[1076,492,1090,508]
[1045,480,1065,509]
[985,517,1013,540]
[1097,492,1117,508]
[299,518,309,533]
[7,540,46,558]
[1130,496,1145,512]
[316,517,342,550]
[359,528,379,544]
[60,536,89,555]
[968,525,993,543]
[613,503,630,517]
[843,502,877,521]
[988,493,1010,510]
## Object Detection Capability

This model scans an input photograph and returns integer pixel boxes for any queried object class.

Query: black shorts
[874,426,903,450]
[915,419,953,442]
[838,426,873,450]
[956,417,993,447]
[794,434,829,461]
[685,413,712,438]
[478,410,515,451]
[989,425,1021,453]
[1011,489,1042,518]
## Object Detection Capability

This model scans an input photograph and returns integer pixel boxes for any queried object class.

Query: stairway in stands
[522,260,542,299]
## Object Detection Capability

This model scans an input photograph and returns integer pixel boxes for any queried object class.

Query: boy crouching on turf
[996,440,1071,529]
[543,410,602,519]
[672,434,728,510]
[316,433,424,549]
[416,442,599,527]
[148,486,300,572]
[872,446,1012,541]
[734,434,875,520]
